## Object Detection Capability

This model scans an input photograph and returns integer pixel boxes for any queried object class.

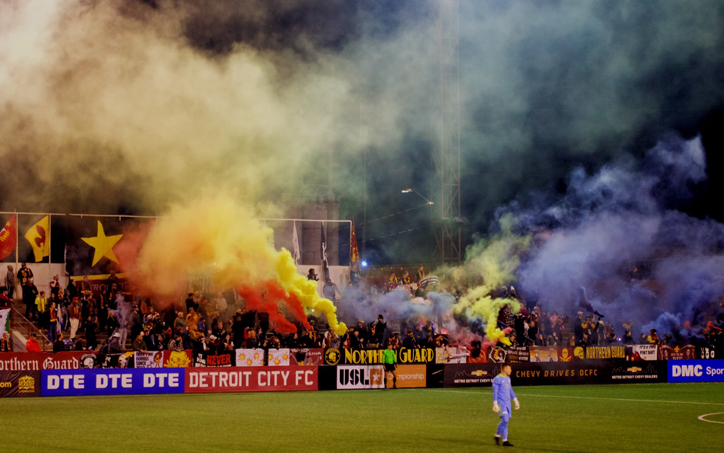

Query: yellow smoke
[132,195,346,335]
[453,214,530,345]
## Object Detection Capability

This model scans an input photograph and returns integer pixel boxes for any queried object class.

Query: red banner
[0,215,17,260]
[185,366,318,393]
[658,345,696,360]
[290,348,324,366]
[0,352,97,371]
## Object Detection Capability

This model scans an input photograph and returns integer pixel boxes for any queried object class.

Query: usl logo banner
[669,360,724,383]
[41,369,185,396]
[185,366,318,393]
[337,365,385,390]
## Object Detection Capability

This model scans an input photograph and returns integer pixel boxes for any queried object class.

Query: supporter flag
[292,221,301,266]
[350,223,360,266]
[65,216,129,277]
[23,215,50,262]
[320,222,329,282]
[0,215,17,260]
[0,308,10,337]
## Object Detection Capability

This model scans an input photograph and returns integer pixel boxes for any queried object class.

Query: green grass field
[2,383,723,452]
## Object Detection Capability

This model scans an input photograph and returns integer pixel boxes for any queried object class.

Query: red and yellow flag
[24,215,49,262]
[350,222,360,265]
[0,215,17,260]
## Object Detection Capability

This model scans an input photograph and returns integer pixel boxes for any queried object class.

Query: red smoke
[236,281,311,334]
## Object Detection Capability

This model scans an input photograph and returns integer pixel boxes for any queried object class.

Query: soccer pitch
[2,383,722,452]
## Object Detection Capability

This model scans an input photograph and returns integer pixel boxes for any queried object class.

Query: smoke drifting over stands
[2,2,724,345]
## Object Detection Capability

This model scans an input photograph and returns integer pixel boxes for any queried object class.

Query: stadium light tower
[434,0,462,265]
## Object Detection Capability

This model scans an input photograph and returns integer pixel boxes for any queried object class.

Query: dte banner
[185,366,317,393]
[41,369,185,396]
[668,360,724,383]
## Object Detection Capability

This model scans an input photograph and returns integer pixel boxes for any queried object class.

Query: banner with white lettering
[669,360,724,383]
[436,347,470,364]
[185,366,318,393]
[41,369,185,396]
[659,345,696,361]
[235,349,265,367]
[0,352,97,371]
[530,347,559,362]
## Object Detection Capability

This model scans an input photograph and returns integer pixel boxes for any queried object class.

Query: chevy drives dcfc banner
[185,366,318,393]
[41,369,185,396]
[668,360,724,383]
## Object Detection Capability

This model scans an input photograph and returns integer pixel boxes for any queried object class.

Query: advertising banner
[530,347,559,362]
[194,352,234,368]
[185,366,318,393]
[389,364,427,389]
[0,352,97,371]
[340,348,435,365]
[41,369,185,396]
[0,371,41,397]
[267,349,291,366]
[659,345,696,361]
[585,346,626,360]
[336,365,385,389]
[610,362,668,382]
[162,350,193,368]
[235,349,265,367]
[436,347,470,364]
[444,363,499,387]
[630,344,658,361]
[668,360,724,383]
[135,351,164,368]
[290,348,324,366]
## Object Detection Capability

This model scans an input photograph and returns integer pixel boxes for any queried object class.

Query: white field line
[698,413,724,424]
[426,389,724,406]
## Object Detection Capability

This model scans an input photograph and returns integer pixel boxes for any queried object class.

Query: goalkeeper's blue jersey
[492,373,516,407]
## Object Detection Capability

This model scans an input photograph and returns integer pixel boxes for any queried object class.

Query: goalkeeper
[492,363,520,447]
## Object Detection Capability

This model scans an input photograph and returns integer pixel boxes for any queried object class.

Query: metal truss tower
[434,0,462,265]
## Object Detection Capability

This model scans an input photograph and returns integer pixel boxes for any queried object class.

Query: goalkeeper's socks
[494,435,501,445]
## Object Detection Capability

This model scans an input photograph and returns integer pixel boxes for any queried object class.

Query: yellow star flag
[81,221,123,266]
[24,215,50,262]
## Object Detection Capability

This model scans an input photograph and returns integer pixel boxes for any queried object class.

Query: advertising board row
[2,359,723,398]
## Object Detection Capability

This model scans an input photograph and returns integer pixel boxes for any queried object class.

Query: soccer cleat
[494,436,501,445]
[502,441,514,447]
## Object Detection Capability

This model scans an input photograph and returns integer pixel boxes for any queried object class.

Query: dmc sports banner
[193,352,234,368]
[629,344,658,361]
[0,371,41,397]
[338,348,435,365]
[668,360,724,383]
[235,349,265,367]
[41,369,185,396]
[0,352,97,371]
[336,365,386,389]
[185,366,318,393]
